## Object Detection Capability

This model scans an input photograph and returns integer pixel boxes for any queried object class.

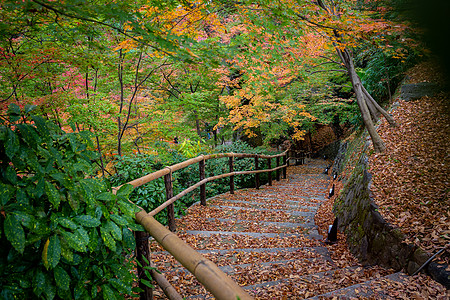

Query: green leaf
[88,228,99,252]
[45,182,61,208]
[80,180,95,206]
[5,165,17,184]
[54,265,70,291]
[109,278,130,294]
[31,116,50,141]
[34,176,45,198]
[8,103,21,115]
[0,184,11,206]
[4,214,25,254]
[5,128,19,159]
[33,270,46,297]
[116,184,134,198]
[102,284,118,300]
[110,214,128,226]
[100,227,116,252]
[96,192,116,202]
[16,189,28,206]
[24,104,37,114]
[106,220,122,241]
[18,124,40,148]
[15,211,34,228]
[75,227,89,246]
[122,228,135,249]
[61,231,86,253]
[67,191,80,211]
[74,215,100,227]
[46,235,61,269]
[60,241,73,262]
[140,279,154,288]
[128,223,144,231]
[57,218,78,230]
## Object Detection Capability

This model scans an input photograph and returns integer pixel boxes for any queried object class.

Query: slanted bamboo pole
[135,212,254,300]
[199,158,206,206]
[149,266,183,300]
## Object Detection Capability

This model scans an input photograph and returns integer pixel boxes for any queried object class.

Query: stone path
[149,159,405,299]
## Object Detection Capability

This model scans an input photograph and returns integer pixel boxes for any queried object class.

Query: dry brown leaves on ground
[370,62,450,263]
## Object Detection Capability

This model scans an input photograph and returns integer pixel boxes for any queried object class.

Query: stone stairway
[149,159,407,299]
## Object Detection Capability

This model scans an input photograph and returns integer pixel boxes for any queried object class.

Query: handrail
[136,211,253,300]
[148,164,287,217]
[115,149,290,300]
[113,151,288,191]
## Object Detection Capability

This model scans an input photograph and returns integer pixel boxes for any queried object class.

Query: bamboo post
[164,172,176,232]
[255,156,260,189]
[283,154,287,179]
[229,156,234,194]
[135,213,253,300]
[135,231,153,300]
[267,158,272,186]
[276,156,280,181]
[199,159,206,206]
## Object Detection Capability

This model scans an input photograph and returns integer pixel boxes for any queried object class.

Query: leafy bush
[0,104,140,299]
[206,141,277,194]
[109,153,188,225]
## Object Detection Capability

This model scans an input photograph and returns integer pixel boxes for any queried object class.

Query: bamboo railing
[116,150,291,300]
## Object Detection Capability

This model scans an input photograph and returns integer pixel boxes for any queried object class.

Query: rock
[401,82,442,101]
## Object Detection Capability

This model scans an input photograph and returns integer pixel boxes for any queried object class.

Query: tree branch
[308,69,347,75]
[31,0,169,55]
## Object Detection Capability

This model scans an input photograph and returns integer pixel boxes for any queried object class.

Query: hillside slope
[370,61,449,263]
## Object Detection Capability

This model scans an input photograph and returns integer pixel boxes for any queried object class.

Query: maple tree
[211,0,417,152]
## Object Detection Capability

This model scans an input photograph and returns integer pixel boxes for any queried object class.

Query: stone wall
[312,140,342,160]
[333,145,450,288]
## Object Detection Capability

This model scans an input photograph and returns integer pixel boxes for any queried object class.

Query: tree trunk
[194,110,201,137]
[339,49,386,153]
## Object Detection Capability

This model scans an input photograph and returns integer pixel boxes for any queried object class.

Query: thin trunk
[85,70,89,100]
[365,94,379,122]
[96,135,105,177]
[194,110,201,137]
[117,50,125,156]
[341,49,386,153]
[93,68,99,93]
[361,85,397,126]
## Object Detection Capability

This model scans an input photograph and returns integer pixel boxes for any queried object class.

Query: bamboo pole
[255,156,260,189]
[148,165,287,217]
[149,266,183,300]
[135,231,152,300]
[276,156,280,181]
[229,156,234,194]
[135,212,253,300]
[283,154,287,179]
[164,172,176,232]
[199,158,206,206]
[113,151,289,191]
[267,158,272,186]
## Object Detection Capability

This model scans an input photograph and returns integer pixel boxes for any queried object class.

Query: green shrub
[0,104,140,299]
[109,153,188,225]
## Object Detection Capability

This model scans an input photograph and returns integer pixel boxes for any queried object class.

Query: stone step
[305,272,408,299]
[209,204,318,216]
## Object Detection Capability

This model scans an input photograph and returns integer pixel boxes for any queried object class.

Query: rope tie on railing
[165,166,173,179]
